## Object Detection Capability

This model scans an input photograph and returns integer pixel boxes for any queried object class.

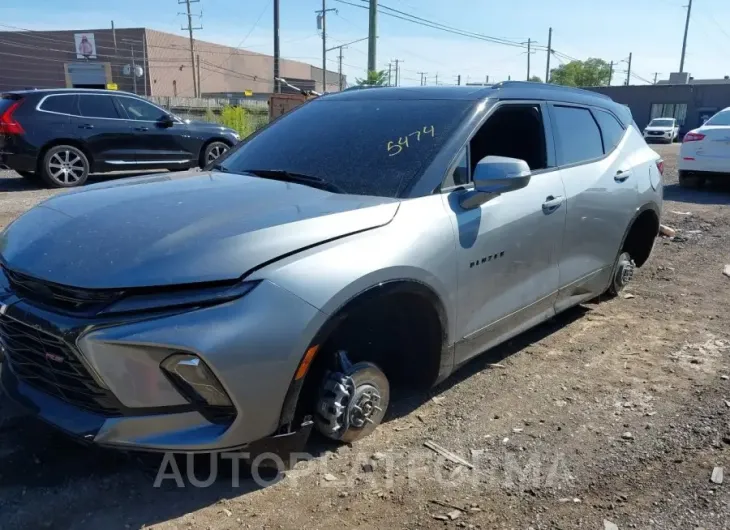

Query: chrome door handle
[614,170,631,182]
[78,124,94,129]
[134,126,150,132]
[542,195,564,213]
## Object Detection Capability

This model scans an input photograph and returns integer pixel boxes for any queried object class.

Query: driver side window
[442,102,549,190]
[115,97,167,121]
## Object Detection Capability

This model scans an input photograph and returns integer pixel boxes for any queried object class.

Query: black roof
[326,81,629,124]
[3,88,138,97]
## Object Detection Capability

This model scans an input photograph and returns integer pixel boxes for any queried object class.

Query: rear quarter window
[592,109,625,153]
[39,94,78,115]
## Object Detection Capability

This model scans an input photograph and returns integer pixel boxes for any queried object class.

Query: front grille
[3,267,124,313]
[0,314,122,415]
[648,131,665,136]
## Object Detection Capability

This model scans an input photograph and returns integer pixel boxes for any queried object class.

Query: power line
[334,0,529,49]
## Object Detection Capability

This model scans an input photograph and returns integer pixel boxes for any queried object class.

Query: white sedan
[678,107,730,187]
[643,118,679,143]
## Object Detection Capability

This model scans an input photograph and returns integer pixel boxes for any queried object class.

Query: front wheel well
[622,208,660,267]
[198,138,233,167]
[289,284,447,427]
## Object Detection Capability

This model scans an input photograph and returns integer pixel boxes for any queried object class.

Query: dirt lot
[1,144,730,530]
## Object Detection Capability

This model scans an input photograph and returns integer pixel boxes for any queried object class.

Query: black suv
[0,89,240,188]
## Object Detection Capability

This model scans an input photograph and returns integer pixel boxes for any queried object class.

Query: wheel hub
[348,384,382,428]
[615,254,635,289]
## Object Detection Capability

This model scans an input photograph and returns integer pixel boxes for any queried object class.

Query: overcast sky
[2,0,730,87]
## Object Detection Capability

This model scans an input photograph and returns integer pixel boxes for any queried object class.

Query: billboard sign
[75,33,97,59]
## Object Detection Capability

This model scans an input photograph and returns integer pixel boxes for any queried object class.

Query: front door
[443,102,567,364]
[114,96,197,167]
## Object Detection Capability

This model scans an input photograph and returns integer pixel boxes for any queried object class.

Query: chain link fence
[148,96,270,138]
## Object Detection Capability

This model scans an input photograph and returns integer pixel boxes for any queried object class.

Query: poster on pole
[74,33,97,59]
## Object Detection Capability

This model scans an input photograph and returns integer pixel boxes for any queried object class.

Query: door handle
[614,170,631,182]
[78,124,94,130]
[134,126,150,132]
[542,195,564,213]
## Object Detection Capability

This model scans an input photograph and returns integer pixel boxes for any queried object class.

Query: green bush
[200,105,268,138]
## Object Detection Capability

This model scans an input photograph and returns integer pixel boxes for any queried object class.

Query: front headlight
[98,280,259,315]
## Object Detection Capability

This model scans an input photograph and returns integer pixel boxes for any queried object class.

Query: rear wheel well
[622,209,659,267]
[291,286,446,426]
[37,139,94,171]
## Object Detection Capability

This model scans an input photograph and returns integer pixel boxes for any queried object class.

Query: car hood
[0,171,399,289]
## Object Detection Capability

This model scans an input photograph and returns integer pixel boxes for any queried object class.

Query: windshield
[704,110,730,126]
[649,119,674,127]
[218,98,472,198]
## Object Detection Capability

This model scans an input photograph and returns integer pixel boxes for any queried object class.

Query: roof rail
[493,80,613,100]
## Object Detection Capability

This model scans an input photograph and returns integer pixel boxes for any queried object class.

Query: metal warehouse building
[0,27,344,97]
[587,76,730,136]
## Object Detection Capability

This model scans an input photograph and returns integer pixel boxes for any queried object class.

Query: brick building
[0,27,344,96]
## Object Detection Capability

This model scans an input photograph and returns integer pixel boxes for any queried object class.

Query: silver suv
[0,82,663,454]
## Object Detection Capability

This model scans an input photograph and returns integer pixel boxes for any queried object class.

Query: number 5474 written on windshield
[386,125,436,157]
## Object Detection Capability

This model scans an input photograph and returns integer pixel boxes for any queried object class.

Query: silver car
[0,82,663,454]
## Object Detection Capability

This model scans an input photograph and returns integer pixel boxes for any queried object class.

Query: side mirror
[158,114,175,128]
[460,156,531,209]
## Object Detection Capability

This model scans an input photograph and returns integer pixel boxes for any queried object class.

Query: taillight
[0,99,25,135]
[683,131,705,142]
[656,159,664,175]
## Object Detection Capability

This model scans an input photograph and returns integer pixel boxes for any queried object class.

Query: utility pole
[393,59,402,86]
[197,54,201,96]
[316,1,337,93]
[485,74,489,84]
[179,0,202,97]
[338,47,344,91]
[326,37,366,90]
[111,21,117,54]
[626,52,632,86]
[122,39,139,95]
[545,27,552,83]
[457,74,461,85]
[653,72,660,84]
[418,71,426,86]
[608,61,614,86]
[387,62,392,86]
[434,72,439,85]
[679,0,692,73]
[368,0,377,75]
[274,0,281,92]
[526,38,532,80]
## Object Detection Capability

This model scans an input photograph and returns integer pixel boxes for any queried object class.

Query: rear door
[549,104,638,310]
[75,93,137,167]
[114,96,197,166]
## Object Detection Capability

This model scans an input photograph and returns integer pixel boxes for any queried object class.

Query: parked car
[643,117,679,143]
[0,89,240,188]
[678,106,730,187]
[0,82,662,456]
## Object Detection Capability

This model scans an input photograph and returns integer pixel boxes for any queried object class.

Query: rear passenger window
[552,105,603,166]
[78,95,119,119]
[593,109,625,153]
[40,95,76,115]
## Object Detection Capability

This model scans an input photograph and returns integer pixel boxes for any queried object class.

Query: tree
[549,58,611,87]
[356,70,388,86]
[529,75,542,83]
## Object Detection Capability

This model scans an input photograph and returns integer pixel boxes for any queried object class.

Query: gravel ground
[1,144,730,530]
